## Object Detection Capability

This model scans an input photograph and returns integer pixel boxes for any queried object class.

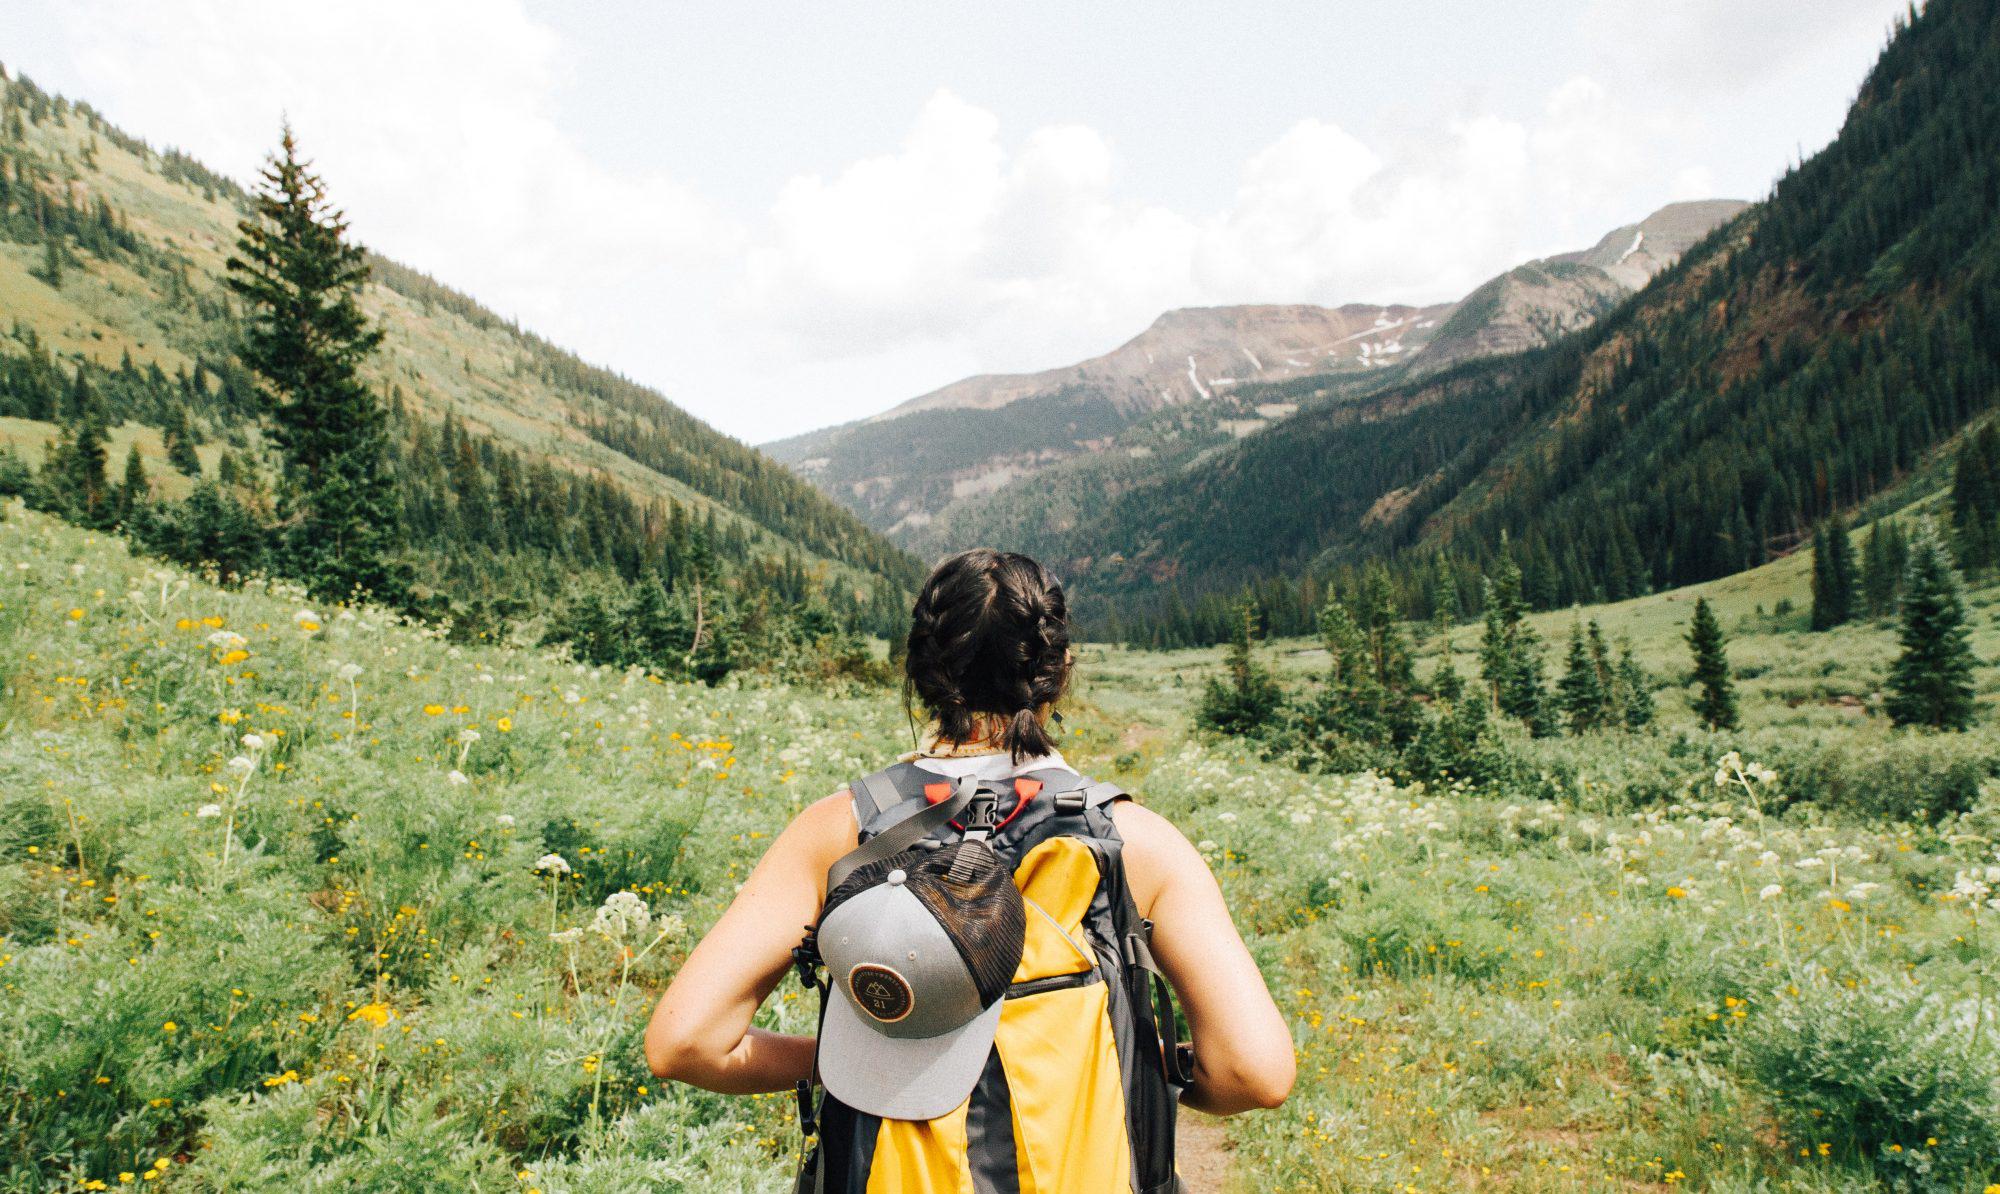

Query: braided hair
[904,549,1071,762]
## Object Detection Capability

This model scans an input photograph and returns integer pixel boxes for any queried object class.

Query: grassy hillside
[6,498,1998,1191]
[0,68,920,633]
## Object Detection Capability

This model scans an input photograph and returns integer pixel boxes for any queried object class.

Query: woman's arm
[1112,801,1296,1115]
[643,791,854,1093]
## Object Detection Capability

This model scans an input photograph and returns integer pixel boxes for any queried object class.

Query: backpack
[790,762,1194,1193]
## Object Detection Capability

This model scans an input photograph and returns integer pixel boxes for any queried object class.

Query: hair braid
[903,549,1072,762]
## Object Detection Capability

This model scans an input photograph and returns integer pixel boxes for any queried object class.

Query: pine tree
[1478,554,1553,735]
[1810,516,1859,629]
[227,124,407,604]
[41,368,110,528]
[34,231,61,288]
[1196,602,1284,736]
[1885,525,1978,730]
[1856,520,1904,616]
[162,403,202,476]
[1685,597,1739,732]
[1557,621,1608,734]
[1614,643,1655,729]
[1949,424,2000,574]
[116,442,146,521]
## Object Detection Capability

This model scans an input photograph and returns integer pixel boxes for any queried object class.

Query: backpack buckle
[792,937,822,990]
[795,1078,818,1138]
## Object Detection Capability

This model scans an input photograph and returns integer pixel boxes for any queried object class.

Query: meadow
[4,500,1999,1192]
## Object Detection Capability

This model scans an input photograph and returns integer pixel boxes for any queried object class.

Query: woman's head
[905,549,1072,761]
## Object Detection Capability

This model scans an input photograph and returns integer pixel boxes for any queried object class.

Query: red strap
[920,776,1041,831]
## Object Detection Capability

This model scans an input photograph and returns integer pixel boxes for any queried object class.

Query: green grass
[2,503,1997,1191]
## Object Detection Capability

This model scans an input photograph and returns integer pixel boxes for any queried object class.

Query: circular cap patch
[847,963,916,1023]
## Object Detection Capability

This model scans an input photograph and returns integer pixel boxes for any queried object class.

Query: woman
[647,549,1293,1190]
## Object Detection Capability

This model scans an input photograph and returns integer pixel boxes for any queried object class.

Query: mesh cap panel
[820,840,1025,1007]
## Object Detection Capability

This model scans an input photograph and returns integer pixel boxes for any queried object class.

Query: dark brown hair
[904,549,1071,761]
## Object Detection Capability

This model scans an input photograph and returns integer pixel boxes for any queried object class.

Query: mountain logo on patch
[848,964,915,1023]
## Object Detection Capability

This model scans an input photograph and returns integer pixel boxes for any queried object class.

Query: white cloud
[18,4,1864,441]
[734,74,1696,389]
[49,0,738,356]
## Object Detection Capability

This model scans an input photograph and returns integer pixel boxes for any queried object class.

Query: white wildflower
[495,814,516,828]
[549,927,585,947]
[457,728,481,745]
[1759,884,1783,900]
[535,853,572,876]
[447,770,468,787]
[196,803,222,819]
[225,755,255,776]
[592,891,650,940]
[240,733,264,751]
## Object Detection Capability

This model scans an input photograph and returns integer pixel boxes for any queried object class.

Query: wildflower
[458,728,481,745]
[68,607,85,621]
[447,770,469,787]
[336,662,363,681]
[161,1021,177,1033]
[1759,884,1784,900]
[240,733,264,751]
[592,891,650,940]
[206,630,247,650]
[347,1002,393,1028]
[196,803,222,819]
[495,814,516,828]
[496,717,513,732]
[1666,886,1688,899]
[225,755,255,777]
[535,853,572,876]
[423,704,445,716]
[549,927,585,946]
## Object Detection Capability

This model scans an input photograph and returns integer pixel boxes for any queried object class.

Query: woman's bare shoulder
[1109,799,1209,915]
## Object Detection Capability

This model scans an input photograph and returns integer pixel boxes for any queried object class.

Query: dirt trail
[1176,1113,1232,1193]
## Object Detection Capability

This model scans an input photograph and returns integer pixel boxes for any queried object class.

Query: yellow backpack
[792,763,1193,1193]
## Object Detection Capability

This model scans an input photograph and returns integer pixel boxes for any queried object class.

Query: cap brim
[818,989,1004,1121]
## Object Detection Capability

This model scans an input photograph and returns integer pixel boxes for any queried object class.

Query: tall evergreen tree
[1885,525,1978,731]
[1860,520,1907,617]
[116,442,146,521]
[1613,643,1655,729]
[1196,602,1284,736]
[1685,597,1739,732]
[1810,516,1859,629]
[1557,621,1609,734]
[1949,424,2000,574]
[227,124,407,604]
[162,403,202,476]
[41,367,110,528]
[1479,553,1553,734]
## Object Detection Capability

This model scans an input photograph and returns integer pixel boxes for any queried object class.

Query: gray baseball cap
[815,841,1026,1120]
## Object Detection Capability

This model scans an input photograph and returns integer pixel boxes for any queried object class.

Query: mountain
[765,301,1452,537]
[0,66,920,646]
[1416,199,1750,369]
[1019,0,2000,644]
[768,202,1742,548]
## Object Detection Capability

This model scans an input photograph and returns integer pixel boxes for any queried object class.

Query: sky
[7,0,1912,443]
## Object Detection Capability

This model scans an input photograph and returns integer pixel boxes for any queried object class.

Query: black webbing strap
[1124,921,1197,1089]
[826,776,976,891]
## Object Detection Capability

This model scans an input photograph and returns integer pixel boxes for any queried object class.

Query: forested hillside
[1034,0,2000,645]
[0,66,920,668]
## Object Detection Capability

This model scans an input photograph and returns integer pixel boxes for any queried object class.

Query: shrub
[1738,979,2000,1191]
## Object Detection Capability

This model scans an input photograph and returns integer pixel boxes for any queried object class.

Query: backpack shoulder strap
[1046,772,1127,815]
[848,763,926,828]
